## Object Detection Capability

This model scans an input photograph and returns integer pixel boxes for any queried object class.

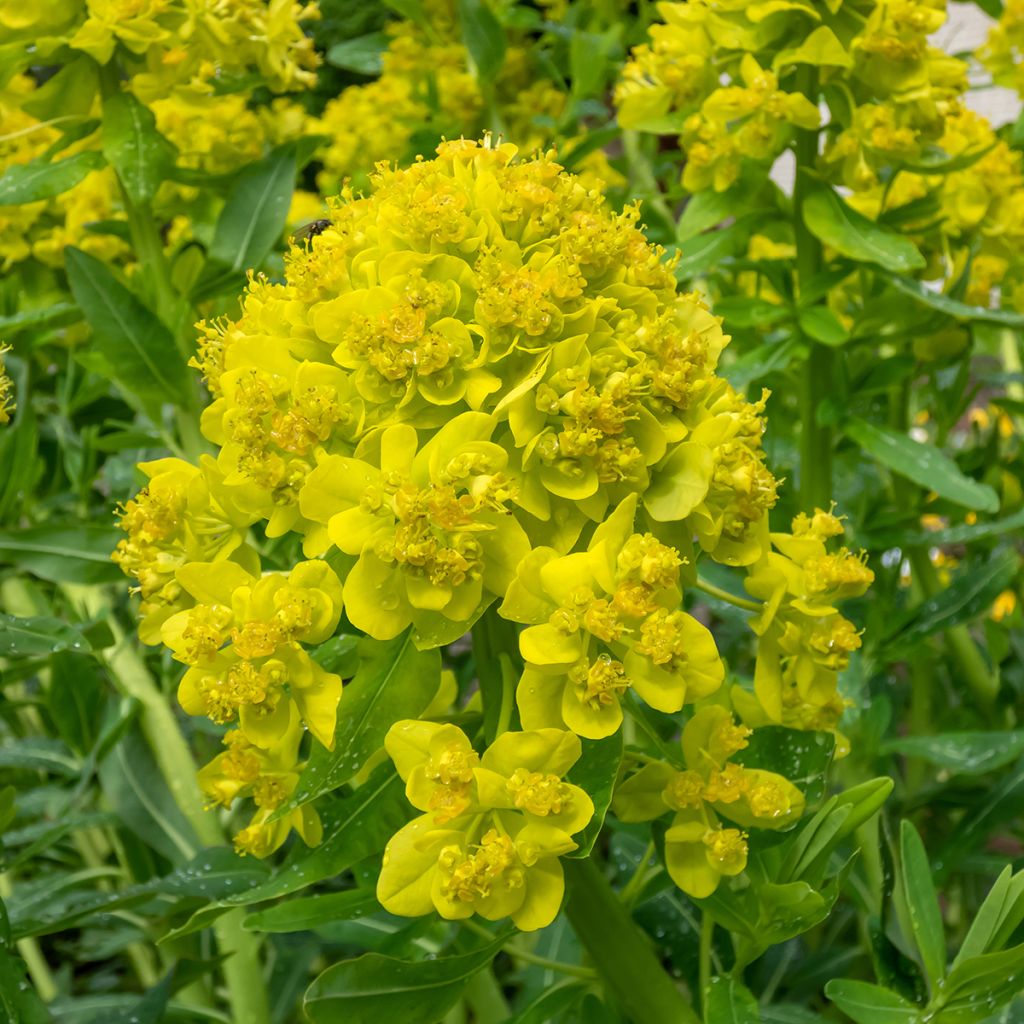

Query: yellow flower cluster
[736,508,873,757]
[500,494,722,738]
[615,4,820,191]
[118,141,858,916]
[190,140,779,643]
[0,76,129,270]
[112,458,345,855]
[618,0,1024,311]
[377,722,593,931]
[312,0,622,193]
[614,706,804,896]
[65,0,318,95]
[981,0,1024,98]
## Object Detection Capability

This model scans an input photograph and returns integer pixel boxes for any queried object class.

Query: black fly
[292,218,331,244]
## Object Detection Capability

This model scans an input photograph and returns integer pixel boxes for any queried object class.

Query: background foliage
[1,1,1023,1022]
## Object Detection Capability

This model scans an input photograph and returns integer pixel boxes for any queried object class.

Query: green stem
[793,67,833,512]
[699,912,713,1010]
[907,550,998,707]
[65,588,270,1024]
[619,839,657,909]
[564,857,699,1024]
[471,607,520,742]
[0,874,57,1002]
[694,575,761,613]
[622,130,675,235]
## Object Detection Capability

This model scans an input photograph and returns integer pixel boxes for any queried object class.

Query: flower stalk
[564,856,700,1024]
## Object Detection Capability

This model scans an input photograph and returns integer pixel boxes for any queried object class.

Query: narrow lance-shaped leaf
[0,151,106,206]
[303,936,508,1024]
[802,186,926,273]
[566,732,622,858]
[289,631,440,810]
[824,980,919,1024]
[101,91,176,205]
[64,246,193,421]
[843,417,1000,513]
[898,821,946,989]
[0,524,124,585]
[207,142,298,274]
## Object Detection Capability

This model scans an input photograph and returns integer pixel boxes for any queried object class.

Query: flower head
[378,722,593,930]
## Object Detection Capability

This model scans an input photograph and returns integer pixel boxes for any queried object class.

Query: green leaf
[0,523,122,584]
[882,549,1019,654]
[882,731,1024,776]
[98,727,198,863]
[802,187,925,273]
[824,980,918,1024]
[774,25,851,69]
[733,727,834,803]
[798,306,850,347]
[48,651,104,755]
[0,150,106,206]
[899,821,946,988]
[566,732,622,858]
[327,32,388,74]
[225,766,409,905]
[675,214,759,278]
[508,982,587,1024]
[881,273,1024,328]
[865,507,1024,549]
[936,758,1024,883]
[940,944,1024,1015]
[0,613,94,656]
[706,977,760,1024]
[0,946,50,1024]
[0,303,82,338]
[0,737,79,777]
[292,632,440,809]
[456,0,506,82]
[953,867,1024,968]
[303,936,507,1024]
[207,143,297,275]
[64,246,193,421]
[101,91,176,206]
[843,417,1000,513]
[244,889,379,933]
[715,296,791,330]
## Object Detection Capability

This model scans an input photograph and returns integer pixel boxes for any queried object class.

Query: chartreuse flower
[198,702,322,857]
[501,495,724,739]
[613,706,804,897]
[189,138,769,569]
[300,412,530,646]
[377,722,593,931]
[169,559,344,749]
[112,456,262,643]
[738,508,872,754]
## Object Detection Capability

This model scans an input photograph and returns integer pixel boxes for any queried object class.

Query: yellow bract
[377,721,594,931]
[0,345,12,425]
[501,495,723,738]
[738,509,873,756]
[614,706,805,896]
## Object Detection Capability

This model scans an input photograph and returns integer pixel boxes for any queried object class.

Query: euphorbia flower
[614,706,805,896]
[501,495,724,738]
[377,722,594,931]
[300,411,530,646]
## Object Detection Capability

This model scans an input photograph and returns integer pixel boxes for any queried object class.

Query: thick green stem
[907,550,998,707]
[699,912,713,1010]
[564,857,699,1024]
[793,68,833,512]
[66,589,270,1024]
